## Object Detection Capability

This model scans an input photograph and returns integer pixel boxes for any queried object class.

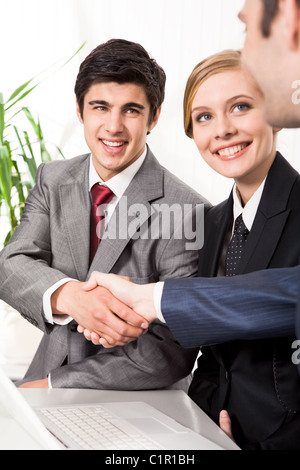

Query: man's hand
[77,272,158,348]
[19,378,49,388]
[51,280,149,347]
[84,272,157,322]
[219,410,234,441]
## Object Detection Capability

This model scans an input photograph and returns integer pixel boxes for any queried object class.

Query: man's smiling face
[77,81,160,181]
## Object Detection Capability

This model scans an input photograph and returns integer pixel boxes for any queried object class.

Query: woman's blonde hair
[184,49,242,138]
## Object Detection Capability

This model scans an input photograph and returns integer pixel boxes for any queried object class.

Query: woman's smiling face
[191,68,279,189]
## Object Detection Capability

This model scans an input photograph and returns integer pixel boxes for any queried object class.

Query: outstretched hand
[77,272,158,348]
[52,279,149,348]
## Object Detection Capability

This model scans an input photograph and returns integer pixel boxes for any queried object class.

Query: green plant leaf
[22,107,41,136]
[40,146,52,163]
[54,145,65,159]
[6,42,86,112]
[4,227,14,247]
[0,144,12,206]
[6,78,35,103]
[5,84,40,111]
[0,93,4,144]
[1,42,86,246]
[62,41,86,67]
[13,126,35,185]
[11,167,26,207]
[23,131,38,182]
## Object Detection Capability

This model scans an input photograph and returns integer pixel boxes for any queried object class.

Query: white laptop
[0,366,231,450]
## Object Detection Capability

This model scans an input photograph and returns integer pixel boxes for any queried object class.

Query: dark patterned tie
[225,214,249,276]
[90,183,115,263]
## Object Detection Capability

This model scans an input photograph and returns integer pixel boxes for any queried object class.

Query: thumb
[219,410,234,441]
[83,272,130,296]
[83,272,100,291]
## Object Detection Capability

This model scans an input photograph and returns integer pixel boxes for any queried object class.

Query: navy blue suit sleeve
[161,266,300,348]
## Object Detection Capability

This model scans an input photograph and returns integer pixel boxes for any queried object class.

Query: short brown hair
[261,0,279,36]
[75,39,166,124]
[183,49,242,138]
[261,0,300,37]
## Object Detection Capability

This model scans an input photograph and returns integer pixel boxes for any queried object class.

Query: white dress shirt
[154,179,266,322]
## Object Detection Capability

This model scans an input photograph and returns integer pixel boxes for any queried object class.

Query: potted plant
[0,42,85,245]
[0,44,85,376]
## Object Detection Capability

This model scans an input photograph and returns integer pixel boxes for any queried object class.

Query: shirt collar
[89,146,147,199]
[233,178,266,232]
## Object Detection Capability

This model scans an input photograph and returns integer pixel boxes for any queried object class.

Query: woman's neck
[235,152,277,206]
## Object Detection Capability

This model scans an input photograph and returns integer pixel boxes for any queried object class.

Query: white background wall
[2,0,300,207]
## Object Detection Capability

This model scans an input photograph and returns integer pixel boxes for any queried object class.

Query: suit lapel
[88,149,164,275]
[198,198,233,277]
[236,211,290,274]
[236,152,297,275]
[60,155,91,281]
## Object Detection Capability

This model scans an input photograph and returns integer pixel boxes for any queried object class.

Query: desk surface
[0,388,239,450]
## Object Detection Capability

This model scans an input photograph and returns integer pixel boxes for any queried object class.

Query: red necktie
[90,183,115,263]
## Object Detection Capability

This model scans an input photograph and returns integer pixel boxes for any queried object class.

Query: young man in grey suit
[0,39,207,389]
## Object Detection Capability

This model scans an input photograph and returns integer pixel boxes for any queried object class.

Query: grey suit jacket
[0,147,208,389]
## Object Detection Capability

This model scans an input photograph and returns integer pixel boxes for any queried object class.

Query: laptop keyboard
[38,405,161,450]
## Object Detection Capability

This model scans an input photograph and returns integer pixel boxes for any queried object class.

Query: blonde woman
[184,49,300,450]
[77,49,300,449]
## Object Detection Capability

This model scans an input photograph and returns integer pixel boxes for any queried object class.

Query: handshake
[75,272,159,348]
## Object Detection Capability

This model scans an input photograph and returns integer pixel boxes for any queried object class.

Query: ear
[148,106,162,132]
[76,98,83,123]
[280,0,300,50]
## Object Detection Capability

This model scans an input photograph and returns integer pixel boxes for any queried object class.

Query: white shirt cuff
[153,281,165,323]
[48,373,52,389]
[43,278,76,325]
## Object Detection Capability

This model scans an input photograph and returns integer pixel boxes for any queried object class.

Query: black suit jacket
[189,152,300,450]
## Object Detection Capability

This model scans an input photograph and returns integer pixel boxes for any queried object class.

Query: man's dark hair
[75,39,166,124]
[261,0,300,37]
